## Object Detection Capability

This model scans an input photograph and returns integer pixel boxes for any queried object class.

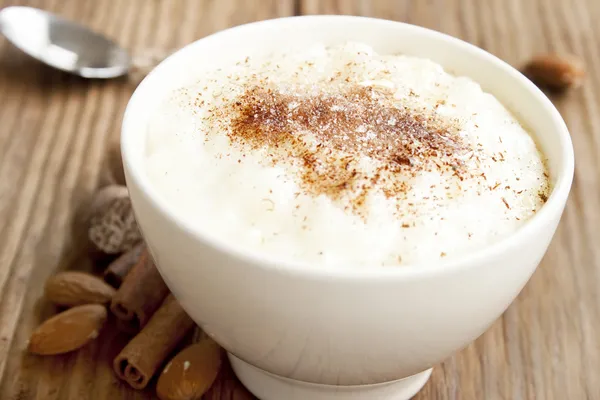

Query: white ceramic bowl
[121,16,574,400]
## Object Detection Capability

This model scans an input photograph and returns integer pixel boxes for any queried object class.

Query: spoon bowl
[0,6,130,78]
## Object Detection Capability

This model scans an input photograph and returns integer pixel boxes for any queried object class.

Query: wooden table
[0,0,598,399]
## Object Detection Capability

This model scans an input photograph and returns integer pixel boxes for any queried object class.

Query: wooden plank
[0,0,598,399]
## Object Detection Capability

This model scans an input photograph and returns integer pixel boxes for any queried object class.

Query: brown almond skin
[45,271,116,307]
[156,338,223,400]
[28,304,107,355]
[524,53,585,90]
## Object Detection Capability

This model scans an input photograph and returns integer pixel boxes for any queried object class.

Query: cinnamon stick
[110,248,169,332]
[113,294,195,389]
[103,242,146,288]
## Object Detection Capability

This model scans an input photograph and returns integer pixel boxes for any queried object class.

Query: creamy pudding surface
[144,42,550,268]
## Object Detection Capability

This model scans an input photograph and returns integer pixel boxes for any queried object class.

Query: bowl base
[229,353,432,400]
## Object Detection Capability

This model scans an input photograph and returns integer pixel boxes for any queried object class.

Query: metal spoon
[0,6,130,79]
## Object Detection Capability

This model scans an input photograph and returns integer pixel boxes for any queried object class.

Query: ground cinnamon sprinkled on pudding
[220,84,470,218]
[144,42,550,268]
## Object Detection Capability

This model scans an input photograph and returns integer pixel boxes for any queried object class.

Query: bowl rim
[121,15,574,281]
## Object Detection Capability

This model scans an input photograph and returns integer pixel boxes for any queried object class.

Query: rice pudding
[144,42,550,268]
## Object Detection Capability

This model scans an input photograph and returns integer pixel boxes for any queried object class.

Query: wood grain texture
[0,0,598,399]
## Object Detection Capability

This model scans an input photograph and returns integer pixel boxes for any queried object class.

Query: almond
[156,337,223,400]
[45,271,116,306]
[523,53,585,91]
[28,304,107,355]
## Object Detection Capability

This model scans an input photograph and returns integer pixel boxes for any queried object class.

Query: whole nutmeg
[88,185,142,254]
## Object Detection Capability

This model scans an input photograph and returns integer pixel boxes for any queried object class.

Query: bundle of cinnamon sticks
[107,242,252,399]
[109,245,194,390]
